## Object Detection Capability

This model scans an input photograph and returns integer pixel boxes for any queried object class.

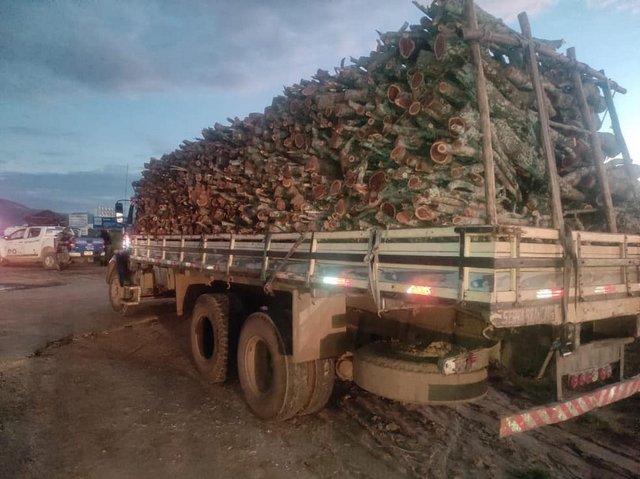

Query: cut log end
[409,101,422,116]
[305,157,320,173]
[312,184,327,200]
[396,210,414,225]
[430,141,453,165]
[410,71,424,90]
[380,202,396,218]
[294,133,306,149]
[329,179,343,196]
[387,84,402,102]
[434,33,446,61]
[391,144,407,163]
[399,36,416,59]
[415,206,437,221]
[368,170,389,192]
[448,117,466,137]
[408,175,422,190]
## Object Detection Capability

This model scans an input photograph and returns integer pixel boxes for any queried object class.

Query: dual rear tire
[190,294,229,383]
[190,303,335,420]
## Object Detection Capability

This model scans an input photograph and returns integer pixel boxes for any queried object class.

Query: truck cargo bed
[128,225,640,328]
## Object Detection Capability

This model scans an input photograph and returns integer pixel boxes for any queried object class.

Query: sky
[0,0,639,213]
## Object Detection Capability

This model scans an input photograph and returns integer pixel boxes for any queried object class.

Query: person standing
[100,228,113,264]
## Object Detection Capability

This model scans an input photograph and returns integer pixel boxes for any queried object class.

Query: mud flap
[115,251,132,287]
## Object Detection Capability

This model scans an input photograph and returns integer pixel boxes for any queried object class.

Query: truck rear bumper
[499,373,640,437]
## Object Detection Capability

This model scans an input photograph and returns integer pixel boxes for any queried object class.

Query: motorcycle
[56,231,75,271]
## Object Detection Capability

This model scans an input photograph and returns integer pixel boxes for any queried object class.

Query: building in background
[68,212,94,235]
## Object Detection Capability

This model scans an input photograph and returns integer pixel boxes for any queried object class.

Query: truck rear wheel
[298,358,335,416]
[238,312,311,420]
[190,294,229,383]
[108,275,128,315]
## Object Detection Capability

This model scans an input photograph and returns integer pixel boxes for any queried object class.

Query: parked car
[0,225,105,269]
[71,232,106,265]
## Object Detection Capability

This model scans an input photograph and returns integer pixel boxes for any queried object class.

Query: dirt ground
[0,265,638,479]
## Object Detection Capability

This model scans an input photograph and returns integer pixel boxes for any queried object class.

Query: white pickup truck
[0,226,63,268]
[0,225,104,269]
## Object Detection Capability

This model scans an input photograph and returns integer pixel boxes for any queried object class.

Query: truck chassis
[108,225,640,435]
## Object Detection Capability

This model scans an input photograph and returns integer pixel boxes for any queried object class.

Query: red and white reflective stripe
[499,374,640,438]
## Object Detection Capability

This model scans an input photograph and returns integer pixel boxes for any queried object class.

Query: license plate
[83,251,93,256]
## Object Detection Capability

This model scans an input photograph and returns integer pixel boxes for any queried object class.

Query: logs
[133,0,637,236]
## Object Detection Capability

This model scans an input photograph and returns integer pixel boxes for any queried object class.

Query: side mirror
[115,201,124,224]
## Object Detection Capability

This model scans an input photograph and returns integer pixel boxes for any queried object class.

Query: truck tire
[190,294,229,383]
[237,312,311,420]
[353,341,488,405]
[108,274,128,315]
[298,358,335,416]
[43,253,56,270]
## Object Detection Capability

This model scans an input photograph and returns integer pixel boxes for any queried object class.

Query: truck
[0,226,64,268]
[0,225,105,269]
[106,2,640,436]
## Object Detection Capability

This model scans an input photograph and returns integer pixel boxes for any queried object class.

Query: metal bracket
[264,233,306,295]
[364,229,381,313]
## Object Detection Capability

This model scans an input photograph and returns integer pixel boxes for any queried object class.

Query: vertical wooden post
[567,47,617,233]
[517,13,565,231]
[600,74,638,199]
[466,0,497,225]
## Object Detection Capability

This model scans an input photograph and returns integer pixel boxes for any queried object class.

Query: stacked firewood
[133,0,637,235]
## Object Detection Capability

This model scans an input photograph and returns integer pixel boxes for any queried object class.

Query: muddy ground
[0,265,638,478]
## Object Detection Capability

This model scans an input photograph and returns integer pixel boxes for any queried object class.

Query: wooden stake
[567,47,617,233]
[466,0,497,225]
[518,12,564,231]
[461,27,626,94]
[600,74,638,200]
[549,120,589,136]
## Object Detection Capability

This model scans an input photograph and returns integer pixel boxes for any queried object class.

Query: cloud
[39,151,72,158]
[587,0,640,14]
[3,126,78,138]
[0,167,138,213]
[476,0,558,21]
[0,0,415,98]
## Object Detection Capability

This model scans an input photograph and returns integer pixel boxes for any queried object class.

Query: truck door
[3,228,27,260]
[23,227,43,257]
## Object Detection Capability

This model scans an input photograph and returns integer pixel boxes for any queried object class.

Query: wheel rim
[196,316,215,360]
[244,336,274,395]
[44,255,55,268]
